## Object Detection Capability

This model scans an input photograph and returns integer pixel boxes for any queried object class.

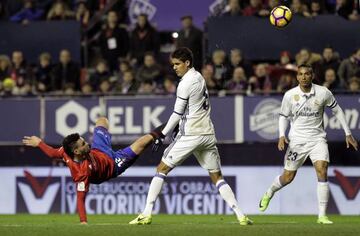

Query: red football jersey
[38,141,115,222]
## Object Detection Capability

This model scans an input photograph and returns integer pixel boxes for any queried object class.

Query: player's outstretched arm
[346,135,358,151]
[23,135,63,159]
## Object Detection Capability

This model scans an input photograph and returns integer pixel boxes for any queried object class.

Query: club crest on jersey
[293,94,300,102]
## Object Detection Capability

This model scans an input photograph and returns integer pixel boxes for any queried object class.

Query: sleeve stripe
[177,96,188,101]
[279,113,289,118]
[327,100,337,108]
[173,111,183,116]
[328,101,338,108]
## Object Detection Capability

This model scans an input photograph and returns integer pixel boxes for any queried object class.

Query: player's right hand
[80,221,88,225]
[278,136,288,151]
[22,136,41,147]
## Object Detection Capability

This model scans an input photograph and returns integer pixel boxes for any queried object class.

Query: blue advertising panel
[0,98,40,143]
[242,95,360,142]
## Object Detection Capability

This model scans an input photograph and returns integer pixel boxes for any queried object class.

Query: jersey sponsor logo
[328,169,360,215]
[16,170,61,214]
[249,98,281,140]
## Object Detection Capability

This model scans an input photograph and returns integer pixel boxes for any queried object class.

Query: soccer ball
[269,6,292,28]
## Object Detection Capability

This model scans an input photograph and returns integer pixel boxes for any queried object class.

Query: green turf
[0,215,359,236]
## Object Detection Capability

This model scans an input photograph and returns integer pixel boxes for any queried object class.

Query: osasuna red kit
[38,126,138,222]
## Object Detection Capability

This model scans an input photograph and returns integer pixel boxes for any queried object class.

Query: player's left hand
[80,221,88,225]
[152,137,164,152]
[346,135,358,151]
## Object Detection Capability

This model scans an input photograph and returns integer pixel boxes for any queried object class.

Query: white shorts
[284,140,329,171]
[161,134,221,172]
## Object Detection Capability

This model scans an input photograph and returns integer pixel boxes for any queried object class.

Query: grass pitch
[0,215,359,236]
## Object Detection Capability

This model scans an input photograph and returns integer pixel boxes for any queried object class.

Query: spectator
[88,59,111,92]
[136,52,163,86]
[322,68,341,91]
[207,49,229,89]
[295,48,321,66]
[225,66,248,93]
[99,79,111,94]
[177,15,203,70]
[51,49,81,91]
[111,59,132,85]
[0,55,11,81]
[309,0,324,17]
[202,65,221,93]
[81,82,93,95]
[348,76,360,92]
[335,0,355,20]
[338,48,360,88]
[314,46,340,84]
[249,63,276,94]
[47,1,74,20]
[99,11,129,71]
[34,52,53,93]
[226,48,253,80]
[10,0,44,24]
[277,73,297,93]
[243,0,269,17]
[162,75,177,95]
[130,13,160,66]
[115,70,139,94]
[221,0,242,16]
[290,0,311,17]
[75,1,90,27]
[137,80,155,94]
[11,50,32,94]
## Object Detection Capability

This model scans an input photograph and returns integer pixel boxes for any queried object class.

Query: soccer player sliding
[23,117,165,224]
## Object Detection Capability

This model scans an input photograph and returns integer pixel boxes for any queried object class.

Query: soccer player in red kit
[22,117,164,224]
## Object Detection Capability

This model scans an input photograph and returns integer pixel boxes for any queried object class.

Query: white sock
[317,181,329,218]
[142,173,166,216]
[266,175,283,198]
[216,179,245,218]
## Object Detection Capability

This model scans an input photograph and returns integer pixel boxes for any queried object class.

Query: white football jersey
[280,84,337,142]
[177,68,215,135]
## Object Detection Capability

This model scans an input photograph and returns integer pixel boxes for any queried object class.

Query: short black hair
[171,47,193,67]
[298,64,313,73]
[62,133,80,158]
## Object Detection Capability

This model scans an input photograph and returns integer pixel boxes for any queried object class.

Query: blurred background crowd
[0,0,359,97]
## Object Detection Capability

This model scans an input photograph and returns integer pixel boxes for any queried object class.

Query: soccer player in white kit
[129,47,252,225]
[259,64,358,224]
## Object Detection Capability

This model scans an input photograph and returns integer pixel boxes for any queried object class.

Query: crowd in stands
[0,0,359,97]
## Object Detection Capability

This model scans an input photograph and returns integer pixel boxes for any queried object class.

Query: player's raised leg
[314,160,333,224]
[259,170,296,212]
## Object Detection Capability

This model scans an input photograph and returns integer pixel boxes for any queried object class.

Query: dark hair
[171,47,193,67]
[298,64,313,73]
[62,133,80,158]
